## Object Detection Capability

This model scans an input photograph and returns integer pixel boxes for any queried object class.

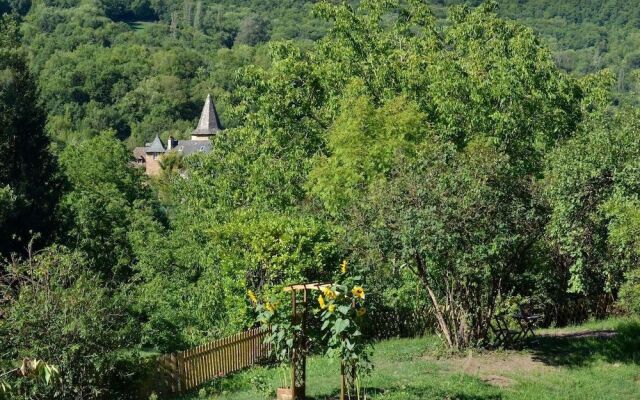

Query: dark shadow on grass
[386,385,502,400]
[305,387,385,400]
[305,385,502,400]
[525,320,640,367]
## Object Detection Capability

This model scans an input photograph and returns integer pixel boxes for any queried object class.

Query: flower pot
[276,387,293,400]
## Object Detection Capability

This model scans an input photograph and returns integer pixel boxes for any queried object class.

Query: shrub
[0,246,139,399]
[619,269,640,315]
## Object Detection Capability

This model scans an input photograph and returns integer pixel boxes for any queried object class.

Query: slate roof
[146,135,166,154]
[191,94,222,137]
[174,140,212,156]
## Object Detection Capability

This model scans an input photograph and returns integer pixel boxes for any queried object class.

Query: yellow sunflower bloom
[322,287,336,300]
[340,260,348,274]
[247,290,258,305]
[357,307,366,317]
[265,302,276,312]
[352,286,365,299]
[318,294,327,309]
[328,304,336,313]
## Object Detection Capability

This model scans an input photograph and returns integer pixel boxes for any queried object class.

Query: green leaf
[321,319,331,330]
[333,318,350,334]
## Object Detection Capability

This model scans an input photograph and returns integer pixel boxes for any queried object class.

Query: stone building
[134,94,222,176]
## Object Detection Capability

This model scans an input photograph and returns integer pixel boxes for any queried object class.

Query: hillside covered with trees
[1,0,640,398]
[0,0,637,149]
[438,0,640,104]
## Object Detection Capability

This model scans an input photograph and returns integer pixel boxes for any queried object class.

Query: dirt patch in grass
[539,329,617,339]
[425,328,621,388]
[427,351,556,388]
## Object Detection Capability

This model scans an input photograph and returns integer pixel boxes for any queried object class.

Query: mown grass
[178,317,640,400]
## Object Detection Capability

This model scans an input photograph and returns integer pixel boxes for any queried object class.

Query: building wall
[145,153,162,176]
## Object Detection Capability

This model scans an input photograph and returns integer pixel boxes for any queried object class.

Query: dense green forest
[6,0,329,149]
[0,0,638,149]
[1,0,640,398]
[437,0,640,104]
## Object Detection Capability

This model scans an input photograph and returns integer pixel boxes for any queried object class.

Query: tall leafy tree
[59,131,161,281]
[304,0,585,347]
[0,15,61,258]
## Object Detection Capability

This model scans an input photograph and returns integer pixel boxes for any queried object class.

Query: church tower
[191,94,222,141]
[134,94,221,176]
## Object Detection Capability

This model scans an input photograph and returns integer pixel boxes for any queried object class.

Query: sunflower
[318,294,327,309]
[322,286,336,300]
[340,260,348,274]
[356,307,366,317]
[328,304,336,313]
[265,302,276,312]
[247,290,258,305]
[352,286,365,299]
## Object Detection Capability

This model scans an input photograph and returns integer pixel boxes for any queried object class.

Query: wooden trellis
[282,282,354,400]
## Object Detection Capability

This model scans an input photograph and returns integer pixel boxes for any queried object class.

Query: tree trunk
[414,254,454,348]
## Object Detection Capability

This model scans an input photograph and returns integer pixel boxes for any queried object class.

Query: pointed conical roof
[146,134,166,153]
[191,94,222,137]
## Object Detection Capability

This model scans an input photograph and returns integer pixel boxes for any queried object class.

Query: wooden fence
[158,327,271,393]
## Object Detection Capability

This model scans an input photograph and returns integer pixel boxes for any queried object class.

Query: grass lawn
[178,317,640,400]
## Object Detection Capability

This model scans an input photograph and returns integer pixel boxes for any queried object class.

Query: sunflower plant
[317,261,372,397]
[249,290,298,389]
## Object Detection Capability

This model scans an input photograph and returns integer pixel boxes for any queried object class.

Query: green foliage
[254,291,296,382]
[6,0,640,148]
[134,0,593,350]
[59,131,161,280]
[308,93,429,216]
[4,5,640,400]
[130,208,337,351]
[0,16,61,257]
[0,247,138,399]
[317,266,372,394]
[234,13,270,46]
[0,185,15,225]
[8,0,326,146]
[619,269,640,315]
[252,262,372,396]
[299,0,582,347]
[440,0,640,105]
[0,359,60,399]
[543,108,640,295]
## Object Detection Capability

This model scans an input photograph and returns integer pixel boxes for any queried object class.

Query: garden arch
[282,282,354,400]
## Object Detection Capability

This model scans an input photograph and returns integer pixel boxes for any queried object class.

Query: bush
[619,269,640,315]
[0,246,139,399]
